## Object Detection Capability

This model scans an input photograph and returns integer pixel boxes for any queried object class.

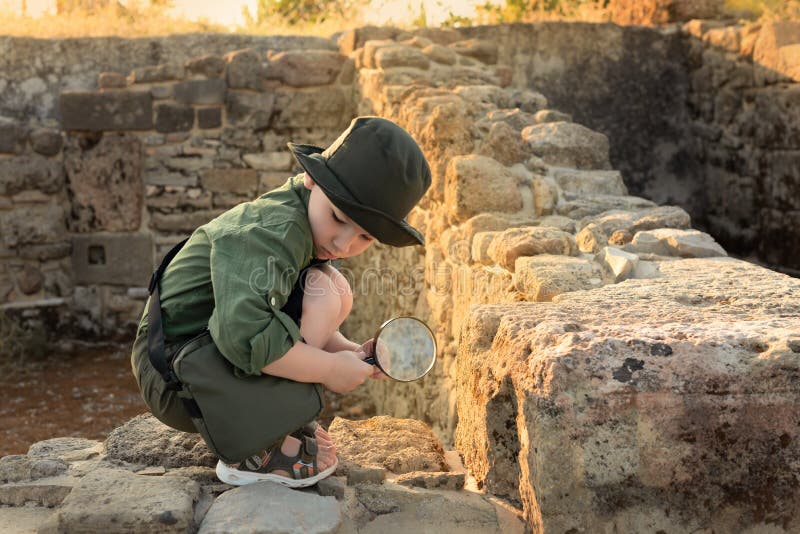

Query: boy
[130,116,431,488]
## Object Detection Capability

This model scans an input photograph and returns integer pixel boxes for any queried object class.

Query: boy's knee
[325,266,353,321]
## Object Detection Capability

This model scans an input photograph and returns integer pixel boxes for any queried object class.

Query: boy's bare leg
[273,266,350,476]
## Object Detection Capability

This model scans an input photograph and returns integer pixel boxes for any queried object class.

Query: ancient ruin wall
[461,21,800,275]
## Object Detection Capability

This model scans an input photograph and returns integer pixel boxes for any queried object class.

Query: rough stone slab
[522,121,611,169]
[0,506,55,534]
[0,155,64,196]
[449,39,499,64]
[49,468,199,533]
[0,205,67,248]
[487,226,578,271]
[98,71,127,88]
[444,155,521,222]
[329,416,447,474]
[201,168,258,195]
[550,168,627,196]
[316,476,346,500]
[129,63,183,83]
[29,128,63,156]
[197,107,222,129]
[198,482,341,534]
[457,258,800,532]
[268,49,347,87]
[557,194,656,220]
[596,246,639,282]
[0,120,26,154]
[374,45,431,70]
[106,414,217,468]
[630,228,727,258]
[753,21,800,84]
[395,470,465,491]
[423,44,458,65]
[150,210,224,233]
[155,103,195,133]
[478,121,530,166]
[185,54,226,79]
[226,90,274,130]
[243,151,292,171]
[225,48,265,90]
[272,86,351,129]
[514,254,604,301]
[71,233,153,286]
[174,79,226,105]
[0,475,75,507]
[60,90,153,131]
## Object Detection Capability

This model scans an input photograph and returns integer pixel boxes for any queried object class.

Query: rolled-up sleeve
[205,221,310,376]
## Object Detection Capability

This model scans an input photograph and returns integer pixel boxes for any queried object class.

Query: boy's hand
[323,350,373,394]
[356,338,388,380]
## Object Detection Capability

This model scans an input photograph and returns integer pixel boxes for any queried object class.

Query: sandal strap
[290,421,319,441]
[242,435,320,480]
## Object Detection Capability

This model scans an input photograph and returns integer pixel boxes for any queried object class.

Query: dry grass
[725,0,800,20]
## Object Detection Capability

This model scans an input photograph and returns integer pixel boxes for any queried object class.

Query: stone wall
[460,21,800,275]
[0,36,353,338]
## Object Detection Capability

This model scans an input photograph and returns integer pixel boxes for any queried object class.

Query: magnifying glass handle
[364,355,376,365]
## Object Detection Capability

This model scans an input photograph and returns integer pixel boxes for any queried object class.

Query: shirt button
[270,296,276,306]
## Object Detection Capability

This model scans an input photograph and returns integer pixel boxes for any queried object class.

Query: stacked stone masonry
[1,23,799,533]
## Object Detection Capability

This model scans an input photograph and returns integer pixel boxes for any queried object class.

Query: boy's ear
[302,172,315,190]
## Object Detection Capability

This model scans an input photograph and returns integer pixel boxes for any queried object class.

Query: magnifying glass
[363,316,437,382]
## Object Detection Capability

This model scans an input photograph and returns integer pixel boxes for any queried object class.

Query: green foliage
[253,0,360,25]
[477,0,608,23]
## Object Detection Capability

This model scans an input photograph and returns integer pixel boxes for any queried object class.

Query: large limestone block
[71,233,153,286]
[753,21,800,84]
[576,206,692,252]
[60,90,153,131]
[225,48,265,90]
[201,168,258,195]
[226,90,275,130]
[374,44,431,70]
[456,258,800,532]
[478,121,530,166]
[449,39,499,65]
[64,132,143,232]
[328,416,448,474]
[550,168,627,196]
[0,205,67,248]
[272,86,351,129]
[47,468,199,533]
[522,122,611,169]
[557,194,656,220]
[513,254,603,301]
[0,155,64,196]
[444,155,521,222]
[487,226,578,271]
[595,245,639,282]
[629,228,727,258]
[199,482,341,534]
[268,49,347,87]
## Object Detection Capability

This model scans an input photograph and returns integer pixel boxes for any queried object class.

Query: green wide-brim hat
[288,116,431,247]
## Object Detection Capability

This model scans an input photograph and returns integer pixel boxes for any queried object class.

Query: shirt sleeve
[205,221,310,376]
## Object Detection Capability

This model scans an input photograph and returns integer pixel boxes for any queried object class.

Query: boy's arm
[323,330,361,353]
[260,340,372,393]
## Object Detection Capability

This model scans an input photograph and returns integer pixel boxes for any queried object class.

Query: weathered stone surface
[478,121,530,166]
[753,21,800,84]
[129,63,183,83]
[449,39,498,64]
[507,89,548,114]
[576,206,692,252]
[317,476,346,500]
[422,44,457,65]
[339,26,403,56]
[174,79,226,105]
[0,120,26,154]
[243,151,292,171]
[268,49,346,86]
[456,258,800,531]
[60,90,153,131]
[15,264,44,294]
[395,470,465,491]
[155,103,194,133]
[0,475,75,507]
[201,168,258,195]
[185,54,226,79]
[557,195,657,220]
[487,227,578,271]
[483,109,536,131]
[29,128,63,156]
[272,86,350,129]
[226,90,275,130]
[225,48,265,90]
[472,231,500,265]
[199,482,341,534]
[533,109,571,124]
[550,168,627,196]
[630,228,727,258]
[328,416,447,474]
[98,71,127,88]
[0,506,53,534]
[522,121,611,169]
[596,245,639,282]
[150,210,223,233]
[196,107,222,129]
[607,0,723,24]
[0,205,66,248]
[514,254,604,301]
[374,45,430,70]
[105,414,216,468]
[64,132,143,232]
[444,155,521,222]
[71,233,153,286]
[49,468,198,533]
[0,155,64,195]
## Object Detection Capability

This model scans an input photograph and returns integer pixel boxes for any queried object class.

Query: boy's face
[303,173,375,260]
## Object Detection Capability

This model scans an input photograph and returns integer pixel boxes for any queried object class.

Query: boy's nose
[333,232,357,256]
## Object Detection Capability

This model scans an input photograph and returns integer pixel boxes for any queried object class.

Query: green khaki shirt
[151,174,314,376]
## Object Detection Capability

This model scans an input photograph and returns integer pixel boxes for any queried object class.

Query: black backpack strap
[147,238,189,391]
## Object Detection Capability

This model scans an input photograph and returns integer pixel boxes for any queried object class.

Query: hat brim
[288,142,425,247]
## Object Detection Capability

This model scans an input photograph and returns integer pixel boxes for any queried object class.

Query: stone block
[557,195,656,220]
[185,54,226,79]
[317,476,346,499]
[450,39,498,64]
[129,63,183,83]
[507,89,548,113]
[64,133,143,232]
[444,155,522,222]
[226,90,274,130]
[339,26,403,55]
[595,246,639,282]
[395,470,465,491]
[17,243,72,261]
[272,86,351,129]
[533,109,572,124]
[0,120,26,154]
[1,205,66,248]
[267,49,347,86]
[29,128,63,156]
[71,233,153,286]
[374,45,431,70]
[150,84,173,99]
[0,476,75,507]
[0,155,64,196]
[149,210,223,233]
[514,254,604,301]
[60,90,153,131]
[174,79,226,105]
[259,172,290,193]
[146,172,197,187]
[484,108,537,131]
[422,44,457,65]
[201,168,257,195]
[472,231,500,265]
[49,468,198,533]
[107,414,216,468]
[198,481,341,534]
[522,121,611,169]
[98,71,127,89]
[478,121,530,166]
[753,21,800,84]
[631,229,727,258]
[550,168,627,196]
[155,103,194,133]
[487,226,578,271]
[243,151,292,171]
[196,107,222,129]
[225,48,265,90]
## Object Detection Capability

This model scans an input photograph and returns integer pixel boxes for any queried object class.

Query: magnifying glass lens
[374,318,436,381]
